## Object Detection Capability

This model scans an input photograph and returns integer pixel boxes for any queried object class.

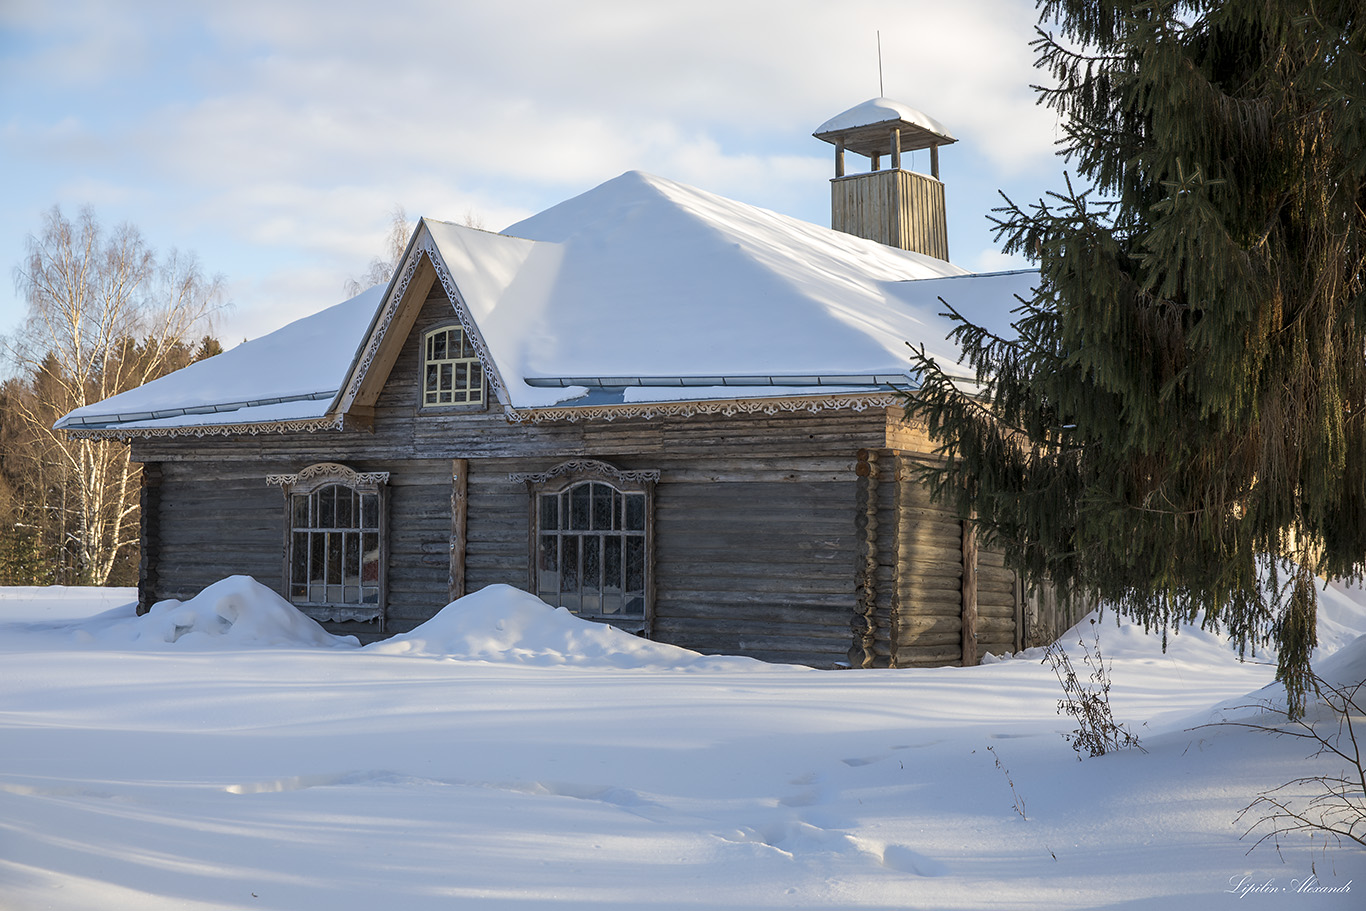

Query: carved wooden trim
[508,459,660,486]
[517,459,657,636]
[344,231,507,411]
[266,462,390,495]
[65,415,345,441]
[506,392,909,424]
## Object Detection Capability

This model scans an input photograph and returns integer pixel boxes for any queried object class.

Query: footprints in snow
[218,755,947,876]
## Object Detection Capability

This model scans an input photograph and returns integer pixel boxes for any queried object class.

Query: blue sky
[1,0,1063,348]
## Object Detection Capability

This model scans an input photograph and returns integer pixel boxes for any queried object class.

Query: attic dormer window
[422,324,484,407]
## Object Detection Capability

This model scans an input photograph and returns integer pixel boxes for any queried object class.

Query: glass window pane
[432,331,447,360]
[601,591,623,615]
[592,484,613,530]
[291,532,309,589]
[569,484,591,530]
[603,536,622,592]
[361,494,378,530]
[309,533,326,585]
[583,536,601,591]
[538,534,559,573]
[439,363,453,392]
[538,535,559,597]
[539,494,559,530]
[603,535,623,615]
[561,536,580,603]
[625,494,645,531]
[292,495,309,528]
[327,532,343,587]
[581,536,602,615]
[362,532,379,583]
[336,488,354,529]
[344,533,360,587]
[317,488,335,529]
[625,536,645,593]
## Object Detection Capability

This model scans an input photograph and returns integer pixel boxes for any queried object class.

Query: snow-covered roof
[813,98,956,156]
[58,171,1035,435]
[57,287,382,432]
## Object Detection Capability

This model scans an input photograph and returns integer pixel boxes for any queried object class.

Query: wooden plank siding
[128,278,1030,665]
[651,475,856,666]
[831,169,949,260]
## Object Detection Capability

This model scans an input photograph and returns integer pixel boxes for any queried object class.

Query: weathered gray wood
[124,272,1036,671]
[830,168,949,259]
[137,462,162,614]
[450,458,467,601]
[852,449,879,667]
[961,517,978,667]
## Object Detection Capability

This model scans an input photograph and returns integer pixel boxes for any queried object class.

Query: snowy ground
[2,578,1364,910]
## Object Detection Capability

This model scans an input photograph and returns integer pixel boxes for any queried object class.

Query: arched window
[421,324,484,407]
[538,481,647,618]
[512,460,658,630]
[268,463,388,625]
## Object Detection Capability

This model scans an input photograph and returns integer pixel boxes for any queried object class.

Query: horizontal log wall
[152,459,293,604]
[976,549,1021,658]
[891,459,964,666]
[383,459,453,634]
[651,469,856,666]
[133,282,1023,665]
[883,452,1021,667]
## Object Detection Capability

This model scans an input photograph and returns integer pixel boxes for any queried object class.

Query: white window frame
[511,460,659,635]
[420,323,485,408]
[268,463,389,627]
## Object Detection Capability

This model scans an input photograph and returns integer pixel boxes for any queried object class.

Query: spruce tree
[908,0,1365,717]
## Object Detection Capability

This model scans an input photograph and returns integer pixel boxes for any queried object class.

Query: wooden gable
[334,222,508,424]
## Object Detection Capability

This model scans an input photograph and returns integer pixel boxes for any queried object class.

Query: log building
[59,100,1080,667]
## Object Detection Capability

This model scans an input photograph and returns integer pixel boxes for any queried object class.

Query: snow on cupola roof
[813,97,956,158]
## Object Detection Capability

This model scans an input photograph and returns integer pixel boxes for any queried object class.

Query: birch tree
[6,206,225,585]
[345,205,412,297]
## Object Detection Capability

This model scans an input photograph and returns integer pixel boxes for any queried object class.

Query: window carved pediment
[508,459,660,488]
[266,462,390,495]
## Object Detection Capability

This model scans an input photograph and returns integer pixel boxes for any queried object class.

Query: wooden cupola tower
[813,98,956,261]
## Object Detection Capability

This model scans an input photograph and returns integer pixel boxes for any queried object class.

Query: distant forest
[1,205,226,587]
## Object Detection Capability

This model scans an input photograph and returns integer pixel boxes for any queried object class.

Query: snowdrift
[25,576,359,649]
[368,584,773,670]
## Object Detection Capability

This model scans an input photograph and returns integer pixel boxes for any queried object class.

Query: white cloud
[0,0,1066,343]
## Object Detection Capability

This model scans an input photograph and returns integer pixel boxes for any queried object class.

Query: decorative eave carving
[342,231,507,413]
[508,459,661,486]
[266,462,390,495]
[63,414,346,442]
[503,391,906,424]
